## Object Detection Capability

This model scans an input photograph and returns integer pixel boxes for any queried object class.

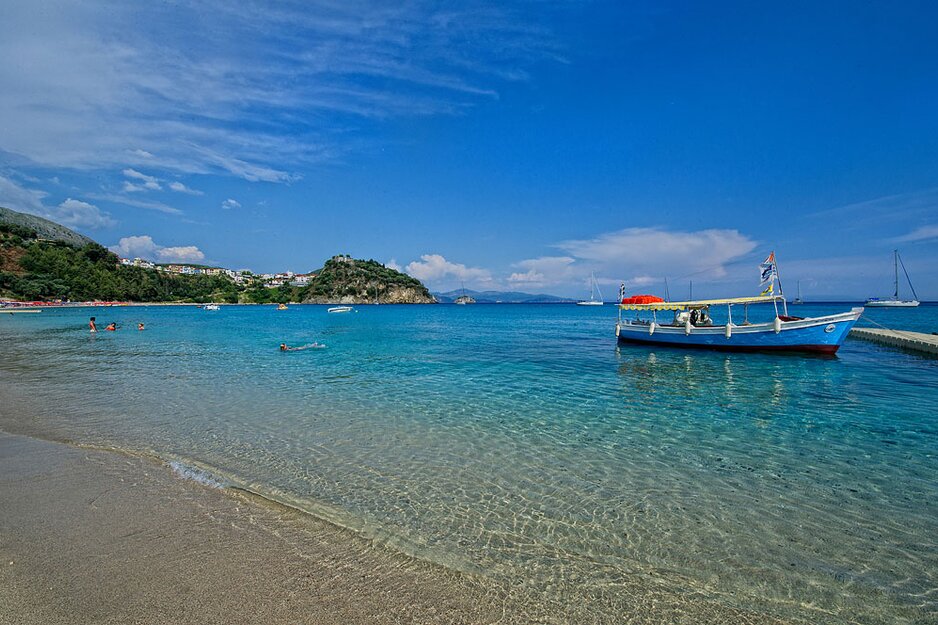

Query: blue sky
[1,0,936,299]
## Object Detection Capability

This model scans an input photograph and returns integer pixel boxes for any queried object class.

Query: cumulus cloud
[109,235,205,263]
[109,235,159,258]
[405,254,491,285]
[385,259,402,272]
[157,245,205,262]
[557,227,757,279]
[508,256,576,287]
[54,198,116,229]
[0,175,114,229]
[221,198,241,210]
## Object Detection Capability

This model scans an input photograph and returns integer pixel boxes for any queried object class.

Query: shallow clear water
[1,303,936,623]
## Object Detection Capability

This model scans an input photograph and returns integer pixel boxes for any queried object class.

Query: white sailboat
[577,273,604,306]
[792,281,804,305]
[866,250,920,307]
[454,281,475,305]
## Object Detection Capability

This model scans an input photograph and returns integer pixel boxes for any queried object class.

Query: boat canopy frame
[618,294,784,311]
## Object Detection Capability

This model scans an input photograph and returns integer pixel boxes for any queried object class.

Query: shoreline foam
[0,429,795,624]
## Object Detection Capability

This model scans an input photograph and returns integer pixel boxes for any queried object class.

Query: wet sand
[0,431,790,625]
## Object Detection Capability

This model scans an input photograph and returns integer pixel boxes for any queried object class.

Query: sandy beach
[0,430,797,625]
[0,431,516,625]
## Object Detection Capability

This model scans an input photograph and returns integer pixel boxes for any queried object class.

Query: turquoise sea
[1,302,936,623]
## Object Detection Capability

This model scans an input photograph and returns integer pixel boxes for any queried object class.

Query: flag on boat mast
[759,252,777,287]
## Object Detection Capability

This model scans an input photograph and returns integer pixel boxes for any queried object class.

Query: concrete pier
[850,327,938,356]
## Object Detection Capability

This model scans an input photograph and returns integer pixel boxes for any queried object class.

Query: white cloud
[0,2,558,182]
[157,245,205,263]
[221,198,241,210]
[404,254,491,285]
[557,227,757,279]
[109,235,204,263]
[0,174,48,214]
[0,175,114,229]
[385,259,402,272]
[508,256,576,287]
[109,235,160,258]
[86,193,182,215]
[894,224,938,243]
[54,198,116,229]
[168,181,202,195]
[122,168,161,191]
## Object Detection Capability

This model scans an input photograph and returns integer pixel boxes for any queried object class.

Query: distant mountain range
[433,289,575,304]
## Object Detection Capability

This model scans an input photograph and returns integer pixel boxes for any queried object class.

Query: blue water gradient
[1,302,936,623]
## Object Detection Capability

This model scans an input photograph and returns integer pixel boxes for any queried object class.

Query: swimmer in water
[138,323,145,330]
[105,322,117,331]
[89,317,97,333]
[280,342,325,351]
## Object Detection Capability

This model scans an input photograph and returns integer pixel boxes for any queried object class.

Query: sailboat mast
[894,250,899,300]
[898,251,919,301]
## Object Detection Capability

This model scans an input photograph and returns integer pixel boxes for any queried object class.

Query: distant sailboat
[577,273,604,306]
[792,281,804,305]
[454,281,475,305]
[866,250,920,307]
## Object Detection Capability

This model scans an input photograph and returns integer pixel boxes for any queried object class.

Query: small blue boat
[616,295,863,354]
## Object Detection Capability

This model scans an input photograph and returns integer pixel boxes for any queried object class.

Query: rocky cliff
[302,255,435,304]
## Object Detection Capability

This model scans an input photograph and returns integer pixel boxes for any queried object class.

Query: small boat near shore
[327,306,353,313]
[616,295,862,354]
[615,252,863,354]
[203,304,220,311]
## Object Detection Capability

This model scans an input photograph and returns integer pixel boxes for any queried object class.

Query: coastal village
[117,256,316,288]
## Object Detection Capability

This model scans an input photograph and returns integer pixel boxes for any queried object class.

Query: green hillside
[0,207,435,304]
[303,255,435,304]
[0,212,238,303]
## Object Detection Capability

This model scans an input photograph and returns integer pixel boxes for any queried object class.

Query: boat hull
[616,309,863,354]
[865,300,919,307]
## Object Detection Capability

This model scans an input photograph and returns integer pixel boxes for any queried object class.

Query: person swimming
[105,322,117,331]
[138,323,145,330]
[280,342,325,351]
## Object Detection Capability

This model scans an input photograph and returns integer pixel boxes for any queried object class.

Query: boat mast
[897,251,919,301]
[773,251,788,316]
[894,249,899,300]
